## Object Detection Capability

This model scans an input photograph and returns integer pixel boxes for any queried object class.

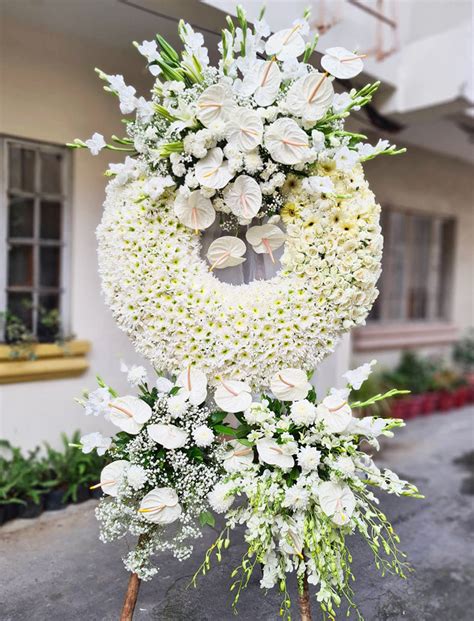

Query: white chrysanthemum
[297,446,321,472]
[290,399,317,426]
[127,464,148,490]
[208,482,235,513]
[192,425,215,447]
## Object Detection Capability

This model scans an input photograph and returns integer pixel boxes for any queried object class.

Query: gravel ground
[1,406,473,621]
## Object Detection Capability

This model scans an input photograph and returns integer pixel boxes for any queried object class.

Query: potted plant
[432,368,460,412]
[384,352,437,419]
[453,330,474,403]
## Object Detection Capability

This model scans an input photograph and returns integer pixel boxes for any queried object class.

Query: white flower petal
[286,72,334,123]
[214,380,252,413]
[148,423,188,449]
[139,487,182,524]
[176,367,208,405]
[246,224,285,263]
[318,481,356,525]
[256,437,295,469]
[240,60,282,106]
[317,395,352,433]
[265,27,306,61]
[270,368,311,401]
[107,396,152,435]
[321,47,364,79]
[226,109,263,152]
[223,440,254,473]
[195,147,232,190]
[264,118,310,165]
[174,190,216,231]
[99,460,129,497]
[207,236,246,270]
[196,84,235,127]
[224,175,262,221]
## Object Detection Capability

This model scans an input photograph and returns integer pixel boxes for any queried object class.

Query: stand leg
[298,571,313,621]
[119,571,141,621]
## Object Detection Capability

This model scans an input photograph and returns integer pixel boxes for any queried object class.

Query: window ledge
[0,340,91,384]
[353,323,458,352]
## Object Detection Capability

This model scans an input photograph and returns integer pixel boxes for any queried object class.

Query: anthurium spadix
[174,190,215,232]
[265,26,306,61]
[196,84,235,127]
[214,379,252,413]
[321,47,365,79]
[226,109,263,152]
[224,175,262,221]
[94,460,129,497]
[286,72,334,123]
[147,423,188,449]
[264,118,310,165]
[318,481,356,526]
[107,396,152,435]
[240,59,282,107]
[206,236,246,271]
[176,366,207,404]
[270,368,311,401]
[138,487,182,524]
[256,437,295,469]
[316,394,352,433]
[194,147,232,189]
[223,440,254,473]
[246,224,285,263]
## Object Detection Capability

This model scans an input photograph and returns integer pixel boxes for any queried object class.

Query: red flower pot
[391,396,416,419]
[438,391,455,412]
[453,386,469,408]
[421,392,439,415]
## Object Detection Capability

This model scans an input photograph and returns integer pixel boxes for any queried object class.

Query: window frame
[368,204,456,325]
[0,135,72,340]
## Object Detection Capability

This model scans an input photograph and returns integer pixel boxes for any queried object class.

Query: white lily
[174,190,215,232]
[196,84,235,127]
[321,47,365,79]
[195,147,232,189]
[286,72,334,123]
[138,487,182,524]
[148,423,188,449]
[256,437,295,469]
[214,379,252,413]
[224,175,262,221]
[226,108,263,152]
[264,118,310,165]
[206,236,246,271]
[240,59,281,106]
[176,366,208,405]
[316,394,352,433]
[270,368,311,401]
[265,26,305,61]
[92,460,129,497]
[318,481,356,526]
[223,440,254,473]
[107,396,152,435]
[246,224,285,263]
[343,359,377,390]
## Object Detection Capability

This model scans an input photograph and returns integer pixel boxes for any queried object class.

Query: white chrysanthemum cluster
[97,164,381,387]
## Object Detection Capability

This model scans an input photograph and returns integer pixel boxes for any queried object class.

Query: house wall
[353,142,474,368]
[0,17,154,450]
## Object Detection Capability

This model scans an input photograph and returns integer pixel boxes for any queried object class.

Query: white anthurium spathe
[318,481,356,526]
[214,379,252,413]
[270,368,311,401]
[176,366,208,405]
[174,190,215,232]
[195,147,232,190]
[148,423,188,449]
[316,394,352,433]
[93,460,129,497]
[286,72,334,123]
[240,59,282,107]
[196,83,235,127]
[321,47,365,79]
[265,26,306,61]
[226,109,263,152]
[224,175,262,221]
[138,487,182,524]
[256,437,295,470]
[206,236,246,271]
[223,440,254,473]
[246,224,285,263]
[264,118,310,165]
[107,396,152,435]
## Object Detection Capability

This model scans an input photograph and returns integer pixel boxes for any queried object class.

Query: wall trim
[353,323,458,352]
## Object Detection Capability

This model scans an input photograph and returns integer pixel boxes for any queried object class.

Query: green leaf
[213,424,239,437]
[236,438,253,448]
[209,410,227,425]
[199,510,216,528]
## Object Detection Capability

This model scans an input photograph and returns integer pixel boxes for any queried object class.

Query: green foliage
[382,351,438,394]
[453,329,474,372]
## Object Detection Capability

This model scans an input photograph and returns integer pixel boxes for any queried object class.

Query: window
[0,137,71,341]
[369,207,455,322]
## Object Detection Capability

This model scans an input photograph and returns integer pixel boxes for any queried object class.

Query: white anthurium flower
[224,175,262,221]
[226,109,263,152]
[223,440,254,473]
[176,366,208,405]
[195,147,232,190]
[264,118,310,165]
[316,394,352,433]
[321,47,365,79]
[156,376,174,394]
[174,190,216,232]
[256,437,295,470]
[206,236,246,271]
[270,368,311,401]
[246,224,285,264]
[343,359,377,390]
[107,396,152,435]
[138,487,182,524]
[318,481,356,526]
[214,379,252,413]
[148,423,188,449]
[240,59,282,106]
[93,460,129,497]
[196,84,235,127]
[280,524,304,557]
[265,26,306,61]
[286,72,334,123]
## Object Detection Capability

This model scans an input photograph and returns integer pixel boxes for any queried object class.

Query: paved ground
[1,407,473,621]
